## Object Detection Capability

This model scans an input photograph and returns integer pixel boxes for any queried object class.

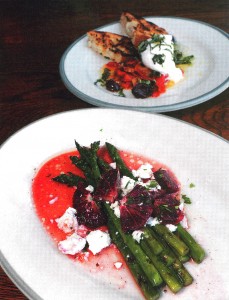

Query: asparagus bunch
[53,141,206,299]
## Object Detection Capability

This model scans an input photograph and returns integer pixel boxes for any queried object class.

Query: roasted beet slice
[153,193,180,208]
[120,204,153,232]
[154,169,179,193]
[119,185,153,232]
[122,184,152,206]
[149,189,166,200]
[153,205,184,225]
[73,182,107,229]
[94,168,120,203]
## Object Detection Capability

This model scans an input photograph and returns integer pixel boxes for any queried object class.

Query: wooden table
[0,0,228,299]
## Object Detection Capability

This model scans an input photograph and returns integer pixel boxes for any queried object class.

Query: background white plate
[0,108,229,299]
[60,17,229,112]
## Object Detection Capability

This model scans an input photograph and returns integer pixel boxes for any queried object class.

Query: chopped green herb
[189,183,195,188]
[182,194,192,204]
[173,50,194,65]
[146,180,158,189]
[118,89,126,97]
[94,68,110,86]
[152,54,165,65]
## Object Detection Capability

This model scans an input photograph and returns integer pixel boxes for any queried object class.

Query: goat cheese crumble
[58,233,86,255]
[55,207,78,233]
[86,230,111,255]
[132,230,143,243]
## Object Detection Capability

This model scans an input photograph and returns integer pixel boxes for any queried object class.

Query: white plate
[0,108,229,300]
[60,17,229,113]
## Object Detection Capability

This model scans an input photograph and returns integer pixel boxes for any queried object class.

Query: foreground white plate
[60,17,229,113]
[0,108,229,300]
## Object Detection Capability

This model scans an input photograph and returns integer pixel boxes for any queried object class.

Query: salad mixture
[88,12,194,99]
[33,141,205,300]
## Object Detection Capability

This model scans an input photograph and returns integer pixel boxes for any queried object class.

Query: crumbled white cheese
[58,233,86,255]
[86,230,111,255]
[55,207,78,233]
[114,262,123,269]
[166,224,177,232]
[132,230,143,243]
[146,217,160,227]
[85,185,94,193]
[120,176,136,195]
[132,163,153,179]
[179,201,184,211]
[180,216,188,229]
[110,201,121,218]
[109,162,117,169]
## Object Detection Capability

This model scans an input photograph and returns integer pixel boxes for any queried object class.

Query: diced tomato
[106,62,119,69]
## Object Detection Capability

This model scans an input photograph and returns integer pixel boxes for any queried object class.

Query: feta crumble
[180,215,188,229]
[146,217,160,227]
[55,207,78,233]
[110,201,120,218]
[85,185,94,193]
[58,233,86,255]
[109,162,117,169]
[120,176,136,195]
[166,224,177,232]
[132,230,143,243]
[132,163,153,179]
[86,230,111,255]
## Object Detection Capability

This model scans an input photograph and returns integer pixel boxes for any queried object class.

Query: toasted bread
[87,31,138,63]
[120,12,168,47]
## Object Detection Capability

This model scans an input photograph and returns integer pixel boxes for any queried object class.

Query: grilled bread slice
[120,12,168,47]
[87,31,138,63]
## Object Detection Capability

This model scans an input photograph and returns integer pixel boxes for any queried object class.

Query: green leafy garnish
[94,68,110,86]
[189,183,195,188]
[146,180,158,189]
[173,50,194,65]
[182,194,192,204]
[152,54,165,65]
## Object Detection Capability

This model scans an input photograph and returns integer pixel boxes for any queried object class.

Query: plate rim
[0,108,228,300]
[59,16,229,113]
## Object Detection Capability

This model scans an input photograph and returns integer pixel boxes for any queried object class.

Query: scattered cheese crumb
[132,230,143,243]
[120,176,136,195]
[132,163,153,179]
[85,185,94,193]
[86,230,111,255]
[166,224,177,232]
[109,162,116,169]
[146,217,160,226]
[55,207,78,233]
[110,201,120,218]
[58,233,86,255]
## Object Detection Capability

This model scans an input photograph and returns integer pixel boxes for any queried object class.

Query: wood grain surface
[0,0,228,299]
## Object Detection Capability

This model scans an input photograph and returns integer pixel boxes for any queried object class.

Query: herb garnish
[182,194,192,204]
[94,68,110,86]
[152,54,165,65]
[173,50,194,65]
